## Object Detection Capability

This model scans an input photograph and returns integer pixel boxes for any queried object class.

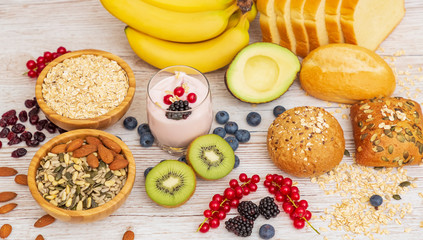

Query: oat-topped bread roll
[267,106,345,177]
[350,97,423,167]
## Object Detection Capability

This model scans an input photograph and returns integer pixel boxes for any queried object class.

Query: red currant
[294,207,306,218]
[173,86,185,97]
[263,179,272,187]
[26,60,36,70]
[280,185,291,195]
[28,70,37,78]
[187,93,197,103]
[216,211,226,220]
[224,188,236,200]
[57,46,67,54]
[163,94,172,105]
[199,222,210,233]
[248,182,257,192]
[36,56,45,64]
[275,192,285,202]
[265,174,274,182]
[52,52,60,59]
[229,198,239,208]
[212,194,223,203]
[234,186,243,198]
[289,211,297,220]
[293,218,305,229]
[204,209,212,218]
[291,186,299,194]
[274,175,284,185]
[304,210,312,221]
[44,51,53,61]
[37,63,46,73]
[282,177,293,187]
[298,200,308,209]
[290,192,300,201]
[209,218,220,228]
[239,173,248,182]
[268,185,276,194]
[283,202,294,214]
[209,201,220,211]
[251,174,260,183]
[229,179,239,188]
[220,203,231,213]
[242,186,250,195]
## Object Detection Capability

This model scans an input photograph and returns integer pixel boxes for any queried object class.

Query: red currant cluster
[198,173,260,233]
[264,174,319,234]
[163,86,197,105]
[25,46,69,78]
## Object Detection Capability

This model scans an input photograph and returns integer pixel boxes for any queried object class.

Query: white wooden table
[1,1,423,239]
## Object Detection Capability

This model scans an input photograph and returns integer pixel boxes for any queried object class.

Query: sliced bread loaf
[275,0,296,52]
[257,0,280,43]
[304,0,329,51]
[340,0,405,50]
[325,0,344,43]
[290,0,309,57]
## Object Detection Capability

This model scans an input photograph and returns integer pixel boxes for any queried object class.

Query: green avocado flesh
[226,42,300,103]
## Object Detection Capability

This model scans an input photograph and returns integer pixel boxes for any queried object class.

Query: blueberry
[234,129,250,143]
[273,105,286,117]
[369,195,383,207]
[259,224,275,239]
[144,167,153,178]
[224,121,238,134]
[213,127,226,138]
[140,132,155,147]
[234,155,240,168]
[225,136,239,151]
[178,156,188,164]
[215,111,229,124]
[123,116,138,130]
[246,112,261,126]
[137,123,151,135]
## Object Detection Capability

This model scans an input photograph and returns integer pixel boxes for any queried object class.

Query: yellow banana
[227,2,257,29]
[100,0,239,43]
[142,0,234,12]
[125,14,250,73]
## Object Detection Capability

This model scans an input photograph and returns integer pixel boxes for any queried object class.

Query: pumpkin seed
[358,121,363,127]
[381,156,389,162]
[374,166,384,170]
[413,111,419,119]
[99,161,106,169]
[367,123,375,129]
[382,116,390,121]
[105,171,114,181]
[396,134,405,143]
[388,145,394,154]
[405,128,413,136]
[403,151,409,160]
[406,100,415,106]
[376,146,384,152]
[392,195,401,200]
[344,149,350,157]
[55,172,62,181]
[399,181,411,187]
[360,133,368,140]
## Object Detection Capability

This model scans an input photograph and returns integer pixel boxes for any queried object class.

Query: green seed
[403,151,409,160]
[399,181,411,187]
[381,157,389,162]
[344,149,350,157]
[105,171,114,181]
[360,133,368,140]
[55,172,62,181]
[396,134,405,143]
[392,195,401,200]
[374,166,384,170]
[388,145,394,154]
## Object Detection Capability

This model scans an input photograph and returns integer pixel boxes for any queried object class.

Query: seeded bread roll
[351,97,423,167]
[267,106,345,177]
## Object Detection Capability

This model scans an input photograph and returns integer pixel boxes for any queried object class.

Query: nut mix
[36,136,129,210]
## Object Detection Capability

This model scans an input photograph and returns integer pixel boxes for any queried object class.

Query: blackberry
[238,201,260,221]
[225,216,254,237]
[165,100,192,120]
[258,197,280,219]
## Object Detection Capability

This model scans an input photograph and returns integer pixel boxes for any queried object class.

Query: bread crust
[290,0,309,57]
[350,97,423,167]
[275,0,295,51]
[258,0,281,43]
[267,106,345,177]
[304,0,328,51]
[325,0,344,43]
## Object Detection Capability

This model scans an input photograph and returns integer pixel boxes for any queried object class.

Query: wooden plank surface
[0,0,423,239]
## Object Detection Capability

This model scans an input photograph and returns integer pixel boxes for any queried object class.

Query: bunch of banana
[100,0,257,73]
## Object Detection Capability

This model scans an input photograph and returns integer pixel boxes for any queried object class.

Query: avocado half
[225,42,300,103]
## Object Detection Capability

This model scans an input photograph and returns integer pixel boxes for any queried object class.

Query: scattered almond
[35,234,45,240]
[85,136,102,146]
[122,230,135,240]
[86,153,100,168]
[110,155,129,170]
[72,144,97,158]
[66,138,84,152]
[50,143,67,154]
[98,144,114,164]
[99,135,121,153]
[0,167,17,177]
[0,192,17,202]
[14,174,28,186]
[0,203,17,214]
[0,224,12,239]
[34,214,55,228]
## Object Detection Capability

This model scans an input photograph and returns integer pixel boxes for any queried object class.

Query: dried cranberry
[11,148,27,158]
[0,128,9,138]
[34,131,46,142]
[7,131,16,140]
[36,119,48,131]
[0,119,6,128]
[2,110,16,118]
[18,110,28,122]
[24,99,36,108]
[11,123,25,134]
[45,122,57,134]
[26,139,39,147]
[6,116,18,126]
[28,107,39,118]
[29,115,39,125]
[20,131,32,141]
[8,136,22,145]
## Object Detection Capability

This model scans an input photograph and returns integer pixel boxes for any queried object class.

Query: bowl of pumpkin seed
[28,129,136,223]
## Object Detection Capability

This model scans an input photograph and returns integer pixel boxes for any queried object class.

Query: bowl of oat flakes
[27,129,136,223]
[35,49,136,130]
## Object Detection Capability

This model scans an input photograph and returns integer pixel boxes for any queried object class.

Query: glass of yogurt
[147,65,212,155]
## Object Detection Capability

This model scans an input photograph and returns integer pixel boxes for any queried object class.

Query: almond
[0,224,12,239]
[86,136,102,146]
[34,214,55,228]
[66,138,84,152]
[122,230,135,240]
[50,143,67,154]
[0,167,17,177]
[0,192,17,202]
[0,203,17,214]
[72,144,97,158]
[86,153,99,168]
[110,155,129,170]
[98,144,114,164]
[14,174,28,186]
[99,135,122,153]
[35,234,45,240]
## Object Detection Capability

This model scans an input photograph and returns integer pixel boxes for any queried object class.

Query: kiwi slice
[145,160,196,207]
[187,134,235,180]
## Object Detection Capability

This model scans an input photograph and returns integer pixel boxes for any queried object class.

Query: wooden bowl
[27,129,136,223]
[35,49,136,131]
